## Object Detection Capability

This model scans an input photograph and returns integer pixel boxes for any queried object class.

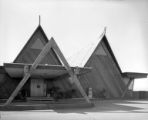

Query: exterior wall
[0,66,19,99]
[144,92,148,99]
[79,39,126,99]
[50,76,81,98]
[101,39,126,93]
[133,91,148,99]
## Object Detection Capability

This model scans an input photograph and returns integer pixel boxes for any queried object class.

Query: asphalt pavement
[1,100,148,120]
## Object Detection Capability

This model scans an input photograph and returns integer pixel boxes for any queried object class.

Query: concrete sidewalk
[0,100,148,120]
[0,98,94,110]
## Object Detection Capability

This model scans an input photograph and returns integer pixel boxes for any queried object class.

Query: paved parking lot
[1,100,148,120]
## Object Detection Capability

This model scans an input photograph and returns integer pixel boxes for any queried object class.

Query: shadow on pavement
[1,100,148,113]
[54,100,148,114]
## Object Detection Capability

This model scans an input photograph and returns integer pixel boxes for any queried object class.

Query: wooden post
[121,78,134,98]
[4,39,53,106]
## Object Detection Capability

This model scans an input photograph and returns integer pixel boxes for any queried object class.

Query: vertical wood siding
[14,27,61,65]
[79,38,126,99]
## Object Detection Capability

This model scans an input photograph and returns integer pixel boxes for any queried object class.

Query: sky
[0,0,148,90]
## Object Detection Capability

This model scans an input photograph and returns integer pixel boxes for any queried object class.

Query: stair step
[27,97,54,101]
[0,102,94,110]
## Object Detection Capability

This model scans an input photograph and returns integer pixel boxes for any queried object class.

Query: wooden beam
[5,37,90,105]
[4,39,53,106]
[51,38,90,103]
[31,39,53,69]
[4,73,31,105]
[121,78,134,98]
[51,38,73,76]
[72,74,90,103]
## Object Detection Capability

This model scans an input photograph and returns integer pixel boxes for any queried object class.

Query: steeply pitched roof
[101,35,122,73]
[68,30,122,73]
[14,25,48,62]
[11,25,142,75]
[13,25,62,65]
[68,31,105,67]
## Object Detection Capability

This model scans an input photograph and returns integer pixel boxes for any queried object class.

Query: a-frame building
[79,34,124,98]
[0,23,147,107]
[0,25,91,105]
[78,32,147,99]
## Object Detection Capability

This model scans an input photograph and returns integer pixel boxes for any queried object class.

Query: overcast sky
[0,0,148,90]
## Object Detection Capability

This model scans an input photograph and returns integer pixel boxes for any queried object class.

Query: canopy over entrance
[4,63,91,79]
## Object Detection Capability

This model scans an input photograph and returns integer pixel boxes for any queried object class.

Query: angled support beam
[51,39,74,77]
[121,78,134,98]
[51,39,90,103]
[72,74,90,103]
[4,73,31,106]
[5,37,90,105]
[4,39,53,106]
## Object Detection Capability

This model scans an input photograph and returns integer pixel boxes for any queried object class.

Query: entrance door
[31,79,46,97]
